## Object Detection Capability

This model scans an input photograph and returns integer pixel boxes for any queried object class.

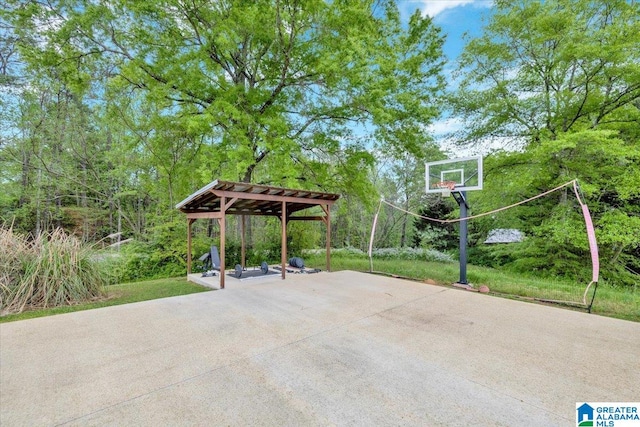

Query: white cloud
[438,135,525,158]
[417,0,493,18]
[427,117,464,136]
[427,118,526,157]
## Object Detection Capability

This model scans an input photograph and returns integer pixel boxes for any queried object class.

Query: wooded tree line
[1,0,638,286]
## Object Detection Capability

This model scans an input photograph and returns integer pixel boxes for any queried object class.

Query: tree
[452,0,640,286]
[0,14,24,225]
[376,145,444,248]
[412,196,457,252]
[453,0,640,147]
[470,131,640,285]
[9,0,445,198]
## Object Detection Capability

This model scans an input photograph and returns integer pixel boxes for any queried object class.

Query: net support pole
[453,191,469,285]
[368,199,383,273]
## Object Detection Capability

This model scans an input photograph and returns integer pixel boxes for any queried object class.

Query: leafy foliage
[452,0,640,287]
[464,130,640,286]
[7,0,444,192]
[453,0,640,146]
[2,0,638,292]
[412,195,457,251]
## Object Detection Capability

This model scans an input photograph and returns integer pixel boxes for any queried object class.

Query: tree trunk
[400,211,407,248]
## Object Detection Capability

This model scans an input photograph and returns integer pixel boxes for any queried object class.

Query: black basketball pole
[452,191,469,285]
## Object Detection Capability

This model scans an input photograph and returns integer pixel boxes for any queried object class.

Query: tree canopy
[454,0,640,147]
[8,0,444,191]
[452,0,640,286]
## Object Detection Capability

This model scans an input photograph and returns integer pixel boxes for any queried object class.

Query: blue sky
[399,0,493,60]
[397,1,496,156]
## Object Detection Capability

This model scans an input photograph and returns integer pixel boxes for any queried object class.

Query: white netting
[367,179,599,309]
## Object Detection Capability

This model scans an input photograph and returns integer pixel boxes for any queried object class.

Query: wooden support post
[281,201,287,280]
[241,215,246,268]
[325,204,331,272]
[220,196,226,289]
[187,218,195,274]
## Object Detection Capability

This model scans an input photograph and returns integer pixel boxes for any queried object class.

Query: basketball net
[433,180,456,197]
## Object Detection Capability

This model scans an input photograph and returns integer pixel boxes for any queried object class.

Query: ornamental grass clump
[0,227,110,315]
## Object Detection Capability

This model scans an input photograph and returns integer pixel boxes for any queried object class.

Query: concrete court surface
[1,271,638,426]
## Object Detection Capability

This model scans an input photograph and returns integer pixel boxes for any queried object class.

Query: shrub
[114,240,186,282]
[0,227,112,315]
[371,247,454,263]
[302,247,454,263]
[303,247,367,258]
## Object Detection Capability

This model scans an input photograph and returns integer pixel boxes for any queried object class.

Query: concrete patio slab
[1,271,638,426]
[187,272,221,289]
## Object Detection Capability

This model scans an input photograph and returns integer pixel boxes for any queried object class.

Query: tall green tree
[0,14,23,222]
[453,0,640,286]
[9,0,445,197]
[454,0,640,146]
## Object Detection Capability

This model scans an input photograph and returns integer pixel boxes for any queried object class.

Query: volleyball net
[367,179,599,310]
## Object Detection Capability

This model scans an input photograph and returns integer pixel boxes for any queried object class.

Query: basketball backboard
[425,156,483,194]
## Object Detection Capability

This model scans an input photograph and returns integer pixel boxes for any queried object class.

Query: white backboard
[425,156,483,193]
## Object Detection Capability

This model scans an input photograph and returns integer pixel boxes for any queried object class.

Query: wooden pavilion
[175,180,340,289]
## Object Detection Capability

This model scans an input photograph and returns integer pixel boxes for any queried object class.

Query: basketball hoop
[425,156,483,286]
[433,180,456,197]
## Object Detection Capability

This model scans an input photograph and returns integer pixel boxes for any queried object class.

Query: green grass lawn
[2,256,637,323]
[307,254,640,322]
[0,277,211,323]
